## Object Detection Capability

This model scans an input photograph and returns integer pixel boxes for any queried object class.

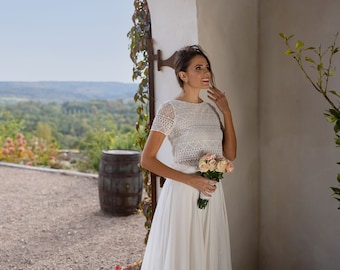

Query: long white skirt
[141,172,232,270]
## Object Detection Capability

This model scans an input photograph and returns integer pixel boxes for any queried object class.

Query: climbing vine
[127,0,153,242]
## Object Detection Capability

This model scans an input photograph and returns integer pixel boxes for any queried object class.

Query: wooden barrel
[98,150,142,216]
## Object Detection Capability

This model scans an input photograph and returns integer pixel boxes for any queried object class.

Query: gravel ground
[0,164,145,270]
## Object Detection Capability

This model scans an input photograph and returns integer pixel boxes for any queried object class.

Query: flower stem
[197,197,209,209]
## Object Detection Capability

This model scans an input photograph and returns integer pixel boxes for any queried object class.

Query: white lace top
[151,100,224,170]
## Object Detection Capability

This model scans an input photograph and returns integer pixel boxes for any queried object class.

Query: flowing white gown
[141,100,232,270]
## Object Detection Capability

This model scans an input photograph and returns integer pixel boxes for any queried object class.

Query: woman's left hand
[207,86,230,114]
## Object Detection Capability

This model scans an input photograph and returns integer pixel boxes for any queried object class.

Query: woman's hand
[207,85,237,161]
[187,173,217,197]
[207,86,231,114]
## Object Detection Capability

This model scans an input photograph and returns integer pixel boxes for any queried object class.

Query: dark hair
[174,45,215,88]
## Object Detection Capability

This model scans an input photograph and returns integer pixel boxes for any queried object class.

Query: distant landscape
[0,81,138,104]
[0,81,141,172]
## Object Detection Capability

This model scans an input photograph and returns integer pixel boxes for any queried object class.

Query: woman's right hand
[187,173,217,197]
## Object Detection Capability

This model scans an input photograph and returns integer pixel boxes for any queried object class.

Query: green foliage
[0,110,25,142]
[279,32,339,110]
[333,174,340,206]
[0,99,140,173]
[79,127,116,172]
[0,100,139,149]
[128,0,152,244]
[280,32,340,209]
[114,130,140,150]
[78,121,139,173]
[36,122,53,143]
[128,0,151,146]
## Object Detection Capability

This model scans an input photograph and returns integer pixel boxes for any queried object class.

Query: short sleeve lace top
[151,100,224,170]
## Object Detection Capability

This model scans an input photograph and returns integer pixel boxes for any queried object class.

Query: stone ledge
[0,161,98,179]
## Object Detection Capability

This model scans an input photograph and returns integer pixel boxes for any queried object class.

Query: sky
[0,0,135,83]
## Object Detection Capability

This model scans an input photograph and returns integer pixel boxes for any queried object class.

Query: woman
[140,45,236,270]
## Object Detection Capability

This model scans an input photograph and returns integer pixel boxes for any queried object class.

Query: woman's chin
[201,83,210,89]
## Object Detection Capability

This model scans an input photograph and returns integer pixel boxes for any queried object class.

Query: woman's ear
[179,71,187,82]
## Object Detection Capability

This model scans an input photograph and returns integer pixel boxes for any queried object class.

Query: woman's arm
[141,130,217,197]
[221,110,237,160]
[207,86,237,161]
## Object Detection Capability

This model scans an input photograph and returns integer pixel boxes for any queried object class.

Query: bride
[140,45,237,270]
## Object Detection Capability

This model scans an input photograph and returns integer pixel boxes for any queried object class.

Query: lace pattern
[151,102,175,135]
[151,100,223,169]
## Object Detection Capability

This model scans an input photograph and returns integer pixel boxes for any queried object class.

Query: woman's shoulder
[157,99,211,114]
[157,99,187,112]
[157,100,175,111]
[155,100,176,119]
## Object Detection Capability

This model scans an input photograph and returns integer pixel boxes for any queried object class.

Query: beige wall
[148,0,340,269]
[197,1,259,270]
[259,0,340,269]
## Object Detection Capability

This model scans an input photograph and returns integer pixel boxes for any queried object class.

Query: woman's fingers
[207,86,224,99]
[207,86,230,112]
[190,174,217,196]
[202,180,217,196]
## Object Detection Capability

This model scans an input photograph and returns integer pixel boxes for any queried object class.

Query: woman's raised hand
[207,86,231,114]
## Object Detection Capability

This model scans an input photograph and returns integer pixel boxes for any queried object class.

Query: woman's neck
[176,88,202,103]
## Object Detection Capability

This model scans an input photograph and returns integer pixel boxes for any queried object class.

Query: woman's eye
[195,65,210,71]
[195,66,210,72]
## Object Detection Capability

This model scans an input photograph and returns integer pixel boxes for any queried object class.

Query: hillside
[0,81,138,103]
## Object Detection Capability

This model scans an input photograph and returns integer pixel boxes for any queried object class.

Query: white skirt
[141,167,232,270]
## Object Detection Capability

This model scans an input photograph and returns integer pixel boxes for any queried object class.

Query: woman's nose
[203,67,210,73]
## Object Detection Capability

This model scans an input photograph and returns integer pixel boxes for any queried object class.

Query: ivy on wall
[127,0,153,242]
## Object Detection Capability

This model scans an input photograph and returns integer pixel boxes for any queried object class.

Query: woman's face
[181,55,211,90]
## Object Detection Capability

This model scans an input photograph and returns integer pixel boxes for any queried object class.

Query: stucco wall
[197,1,259,270]
[147,0,340,269]
[259,0,340,269]
[148,0,259,269]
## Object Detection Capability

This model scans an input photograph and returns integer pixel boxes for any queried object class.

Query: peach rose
[226,161,234,172]
[204,153,216,161]
[208,159,217,171]
[216,159,228,172]
[199,160,209,172]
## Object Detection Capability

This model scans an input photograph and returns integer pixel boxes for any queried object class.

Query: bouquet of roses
[197,153,234,209]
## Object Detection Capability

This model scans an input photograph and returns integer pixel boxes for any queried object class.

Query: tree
[36,122,52,143]
[280,32,340,209]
